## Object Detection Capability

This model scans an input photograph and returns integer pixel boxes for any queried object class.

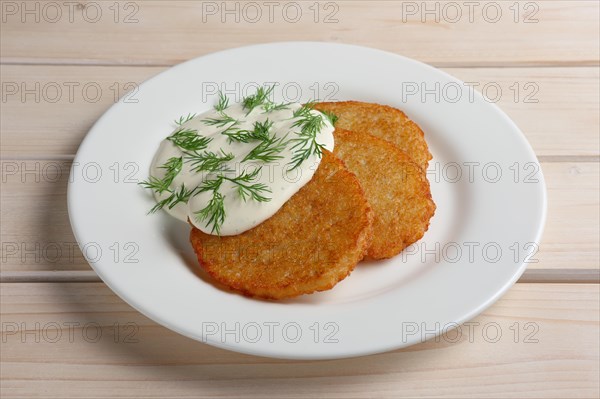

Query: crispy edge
[333,128,436,259]
[189,151,374,300]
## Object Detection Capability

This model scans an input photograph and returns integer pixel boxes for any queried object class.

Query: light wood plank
[1,65,598,158]
[0,283,598,398]
[539,162,600,272]
[446,67,600,158]
[0,65,164,158]
[1,1,598,66]
[1,161,598,274]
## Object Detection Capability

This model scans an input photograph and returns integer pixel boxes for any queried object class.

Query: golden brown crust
[333,129,436,259]
[190,151,373,299]
[314,101,432,170]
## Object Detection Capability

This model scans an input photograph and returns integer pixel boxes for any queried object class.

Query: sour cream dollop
[147,97,334,236]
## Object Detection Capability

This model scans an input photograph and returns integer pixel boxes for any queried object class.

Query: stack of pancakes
[190,101,436,299]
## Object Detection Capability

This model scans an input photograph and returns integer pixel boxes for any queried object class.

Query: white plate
[68,42,547,359]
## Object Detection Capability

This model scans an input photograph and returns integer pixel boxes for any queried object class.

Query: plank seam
[1,269,598,284]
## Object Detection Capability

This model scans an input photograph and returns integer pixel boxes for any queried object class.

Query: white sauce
[149,101,334,235]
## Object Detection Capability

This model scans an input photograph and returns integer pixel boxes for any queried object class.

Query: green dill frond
[234,180,271,202]
[223,119,273,143]
[147,184,195,214]
[174,113,196,126]
[263,101,291,112]
[291,111,325,134]
[140,157,187,214]
[233,168,260,182]
[169,184,195,208]
[214,91,230,112]
[197,176,224,193]
[185,149,235,173]
[242,86,275,114]
[293,102,316,118]
[139,175,167,193]
[167,129,212,152]
[242,132,288,163]
[250,119,273,140]
[195,191,226,235]
[148,193,175,214]
[139,156,183,194]
[224,168,271,203]
[288,104,328,169]
[319,110,338,126]
[202,112,238,128]
[288,131,326,170]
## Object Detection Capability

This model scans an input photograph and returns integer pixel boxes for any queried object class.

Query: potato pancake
[314,101,432,170]
[333,129,435,259]
[190,151,373,299]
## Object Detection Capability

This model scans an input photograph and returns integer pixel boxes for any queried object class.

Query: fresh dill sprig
[139,158,197,213]
[148,184,196,214]
[249,119,273,140]
[195,191,226,235]
[148,191,174,214]
[242,132,288,163]
[288,105,328,170]
[202,112,238,128]
[293,110,325,135]
[221,129,252,143]
[174,113,196,126]
[263,101,291,112]
[192,167,272,233]
[168,184,196,208]
[214,91,230,112]
[288,132,326,170]
[242,86,275,114]
[225,168,271,202]
[293,103,337,125]
[185,149,235,173]
[139,157,183,194]
[319,110,338,126]
[222,119,273,143]
[167,129,212,152]
[197,175,224,193]
[199,169,271,203]
[293,101,316,118]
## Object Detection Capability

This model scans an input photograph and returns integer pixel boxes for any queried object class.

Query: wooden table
[1,1,599,397]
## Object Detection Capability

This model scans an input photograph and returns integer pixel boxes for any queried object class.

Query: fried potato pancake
[190,151,373,299]
[333,129,435,259]
[314,101,432,170]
